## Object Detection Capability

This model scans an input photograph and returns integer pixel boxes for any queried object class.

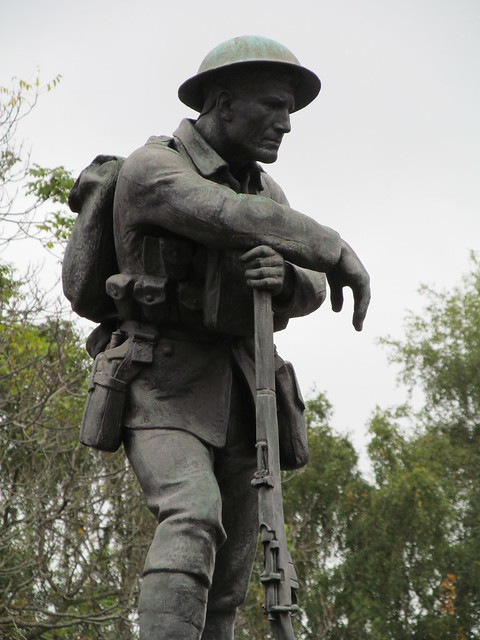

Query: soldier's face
[225,76,295,165]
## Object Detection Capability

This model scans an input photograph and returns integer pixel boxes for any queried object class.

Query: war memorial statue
[63,35,370,640]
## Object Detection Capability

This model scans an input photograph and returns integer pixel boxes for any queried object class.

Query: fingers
[327,240,371,330]
[244,266,284,294]
[240,246,285,294]
[240,245,283,269]
[329,285,344,313]
[326,272,344,313]
[328,277,370,330]
[352,277,371,332]
[244,266,282,280]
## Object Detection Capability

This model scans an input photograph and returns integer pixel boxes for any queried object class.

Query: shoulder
[259,169,290,206]
[119,135,187,185]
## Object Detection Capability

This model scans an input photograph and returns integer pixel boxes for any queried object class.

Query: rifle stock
[252,289,299,640]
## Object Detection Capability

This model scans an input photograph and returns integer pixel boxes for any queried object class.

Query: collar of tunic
[172,118,264,195]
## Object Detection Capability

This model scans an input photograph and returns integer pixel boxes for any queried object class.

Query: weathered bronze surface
[64,35,370,640]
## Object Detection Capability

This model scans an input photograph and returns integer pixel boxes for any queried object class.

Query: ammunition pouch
[133,275,169,323]
[105,273,136,319]
[105,235,202,326]
[80,327,157,452]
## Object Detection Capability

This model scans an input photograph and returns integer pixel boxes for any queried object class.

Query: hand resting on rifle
[240,245,294,300]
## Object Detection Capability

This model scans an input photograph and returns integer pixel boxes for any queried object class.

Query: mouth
[262,138,282,148]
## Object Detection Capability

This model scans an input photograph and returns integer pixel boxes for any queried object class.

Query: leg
[202,369,258,640]
[124,428,226,640]
[138,572,208,640]
[201,452,258,640]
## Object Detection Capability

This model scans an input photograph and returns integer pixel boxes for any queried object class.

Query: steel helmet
[178,35,321,113]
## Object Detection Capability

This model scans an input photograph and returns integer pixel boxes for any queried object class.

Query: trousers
[123,366,259,638]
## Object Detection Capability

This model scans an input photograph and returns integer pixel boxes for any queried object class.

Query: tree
[237,260,480,639]
[0,263,158,639]
[336,259,480,640]
[0,76,153,639]
[235,393,369,640]
[0,73,74,249]
[284,394,369,640]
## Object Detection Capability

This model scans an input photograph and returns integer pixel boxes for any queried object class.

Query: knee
[143,474,226,584]
[147,469,224,542]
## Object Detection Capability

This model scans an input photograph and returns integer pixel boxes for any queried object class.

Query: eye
[261,99,281,111]
[261,97,294,114]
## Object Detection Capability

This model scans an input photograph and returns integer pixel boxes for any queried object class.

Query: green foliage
[0,72,74,250]
[381,253,480,430]
[351,257,480,640]
[284,395,369,639]
[0,264,156,639]
[343,416,455,639]
[236,393,369,640]
[0,67,156,639]
[27,164,76,247]
[27,164,74,205]
[237,259,480,639]
[1,73,61,205]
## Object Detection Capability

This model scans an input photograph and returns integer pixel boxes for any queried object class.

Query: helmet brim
[178,60,321,113]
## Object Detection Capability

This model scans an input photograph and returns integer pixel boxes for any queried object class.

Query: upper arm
[260,171,290,207]
[115,144,240,244]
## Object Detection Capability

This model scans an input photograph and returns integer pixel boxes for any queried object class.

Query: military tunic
[112,118,327,627]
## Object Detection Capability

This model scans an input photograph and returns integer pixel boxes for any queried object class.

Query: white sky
[2,0,480,464]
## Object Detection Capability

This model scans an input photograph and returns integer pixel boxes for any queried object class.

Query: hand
[240,245,290,297]
[326,240,371,331]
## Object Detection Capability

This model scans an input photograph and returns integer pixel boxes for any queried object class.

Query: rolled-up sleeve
[273,265,326,321]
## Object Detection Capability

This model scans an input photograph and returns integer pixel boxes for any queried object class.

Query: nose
[274,108,291,135]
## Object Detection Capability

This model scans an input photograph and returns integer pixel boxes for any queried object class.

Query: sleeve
[273,265,327,320]
[261,170,327,320]
[113,143,341,273]
[259,170,291,206]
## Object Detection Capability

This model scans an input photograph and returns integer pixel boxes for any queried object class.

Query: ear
[216,91,233,122]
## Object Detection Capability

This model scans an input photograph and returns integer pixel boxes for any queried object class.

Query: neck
[195,116,248,176]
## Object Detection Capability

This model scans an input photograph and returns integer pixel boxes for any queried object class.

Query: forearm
[228,195,341,272]
[115,147,342,272]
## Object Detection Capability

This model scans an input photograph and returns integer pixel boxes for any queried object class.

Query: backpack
[62,154,125,322]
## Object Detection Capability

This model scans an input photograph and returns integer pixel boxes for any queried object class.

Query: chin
[256,149,279,164]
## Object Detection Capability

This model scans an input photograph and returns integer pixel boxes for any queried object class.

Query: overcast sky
[2,0,480,464]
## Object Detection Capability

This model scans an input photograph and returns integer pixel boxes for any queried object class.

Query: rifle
[252,288,299,640]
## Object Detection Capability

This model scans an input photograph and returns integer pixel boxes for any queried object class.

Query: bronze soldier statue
[64,35,370,640]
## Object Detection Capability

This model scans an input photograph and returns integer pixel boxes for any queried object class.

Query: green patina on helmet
[178,35,321,113]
